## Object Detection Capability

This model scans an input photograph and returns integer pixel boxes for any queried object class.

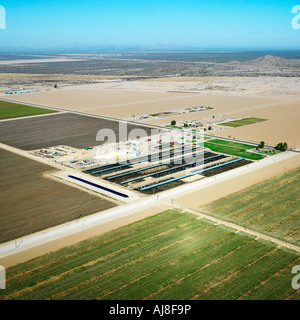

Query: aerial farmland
[0,48,299,304]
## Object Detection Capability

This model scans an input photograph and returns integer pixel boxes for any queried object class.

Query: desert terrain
[3,74,300,148]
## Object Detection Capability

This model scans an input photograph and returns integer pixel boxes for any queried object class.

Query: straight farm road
[166,204,300,253]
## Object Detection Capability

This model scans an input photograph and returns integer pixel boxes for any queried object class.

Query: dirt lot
[0,148,117,243]
[0,112,155,150]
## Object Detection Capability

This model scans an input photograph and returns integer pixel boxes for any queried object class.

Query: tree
[171,120,176,126]
[259,141,265,148]
[275,142,288,152]
[208,126,212,131]
[257,141,265,149]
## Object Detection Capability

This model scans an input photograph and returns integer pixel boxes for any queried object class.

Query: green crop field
[0,100,57,120]
[201,167,300,246]
[1,209,299,300]
[204,139,264,160]
[165,125,182,129]
[220,117,267,128]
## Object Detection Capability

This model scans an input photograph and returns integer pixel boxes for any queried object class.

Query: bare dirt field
[216,100,300,148]
[0,112,155,150]
[0,148,117,244]
[3,86,189,113]
[5,76,300,147]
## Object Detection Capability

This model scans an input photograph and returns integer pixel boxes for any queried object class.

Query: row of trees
[256,141,288,152]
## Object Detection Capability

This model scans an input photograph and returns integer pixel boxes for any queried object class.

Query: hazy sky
[0,0,300,50]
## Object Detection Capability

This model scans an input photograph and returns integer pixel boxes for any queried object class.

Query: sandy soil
[217,100,300,148]
[5,77,300,147]
[4,87,187,110]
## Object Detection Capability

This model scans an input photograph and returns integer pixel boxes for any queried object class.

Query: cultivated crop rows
[202,167,300,246]
[1,210,298,300]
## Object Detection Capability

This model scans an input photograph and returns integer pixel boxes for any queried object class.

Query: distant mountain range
[1,52,300,77]
[225,54,300,70]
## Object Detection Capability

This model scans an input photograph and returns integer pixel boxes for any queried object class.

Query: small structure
[5,89,34,95]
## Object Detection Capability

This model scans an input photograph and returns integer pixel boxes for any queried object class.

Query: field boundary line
[0,111,66,122]
[6,213,177,282]
[170,205,300,253]
[230,184,300,220]
[208,172,300,215]
[0,195,172,260]
[0,97,170,132]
